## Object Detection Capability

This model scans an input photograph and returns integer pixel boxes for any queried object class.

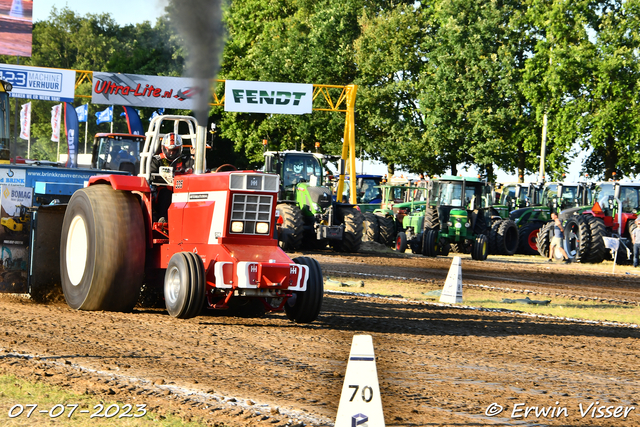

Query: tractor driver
[150,133,194,177]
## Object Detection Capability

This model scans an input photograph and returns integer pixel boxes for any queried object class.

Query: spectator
[547,212,571,264]
[632,217,640,268]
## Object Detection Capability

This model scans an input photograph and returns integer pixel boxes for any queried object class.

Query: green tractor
[506,182,593,256]
[417,176,519,260]
[364,179,415,247]
[264,150,364,252]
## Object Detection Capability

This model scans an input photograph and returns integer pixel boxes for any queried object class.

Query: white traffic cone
[439,256,463,303]
[335,335,385,427]
[10,0,24,19]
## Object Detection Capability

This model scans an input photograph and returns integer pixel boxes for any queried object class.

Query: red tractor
[59,115,323,322]
[561,182,640,263]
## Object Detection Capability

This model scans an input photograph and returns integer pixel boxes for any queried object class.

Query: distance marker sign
[335,335,385,427]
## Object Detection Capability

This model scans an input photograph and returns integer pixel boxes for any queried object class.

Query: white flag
[19,102,31,140]
[51,103,62,142]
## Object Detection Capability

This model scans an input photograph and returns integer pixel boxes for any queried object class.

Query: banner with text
[51,104,62,143]
[0,64,75,102]
[92,72,199,109]
[224,80,313,115]
[19,102,31,140]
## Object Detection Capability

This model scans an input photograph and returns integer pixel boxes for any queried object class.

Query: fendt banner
[0,64,76,102]
[224,80,313,115]
[92,72,199,110]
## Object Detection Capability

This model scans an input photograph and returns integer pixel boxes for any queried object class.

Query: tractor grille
[230,173,279,192]
[230,194,273,234]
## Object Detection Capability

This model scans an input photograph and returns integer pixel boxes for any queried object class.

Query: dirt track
[0,250,639,426]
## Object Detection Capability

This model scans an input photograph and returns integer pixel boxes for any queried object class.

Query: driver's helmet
[162,133,182,161]
[293,160,303,174]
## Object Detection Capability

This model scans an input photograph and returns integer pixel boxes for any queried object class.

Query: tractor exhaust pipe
[195,125,207,174]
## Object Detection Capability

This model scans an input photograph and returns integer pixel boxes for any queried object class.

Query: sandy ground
[0,0,33,57]
[0,249,639,426]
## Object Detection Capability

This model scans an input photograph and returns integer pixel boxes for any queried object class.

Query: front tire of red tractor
[376,214,395,247]
[395,231,408,253]
[164,252,205,319]
[276,204,304,251]
[363,212,380,243]
[517,222,542,255]
[60,185,145,312]
[286,257,324,324]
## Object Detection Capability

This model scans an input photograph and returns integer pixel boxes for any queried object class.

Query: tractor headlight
[454,222,462,229]
[231,221,244,233]
[464,222,471,228]
[256,222,269,234]
[447,221,453,227]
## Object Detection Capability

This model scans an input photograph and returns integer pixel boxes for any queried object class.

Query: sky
[33,1,167,26]
[31,1,587,182]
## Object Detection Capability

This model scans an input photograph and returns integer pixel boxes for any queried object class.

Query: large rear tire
[536,221,554,258]
[424,207,439,231]
[495,219,518,255]
[286,257,323,323]
[362,212,380,243]
[564,216,591,262]
[584,216,606,263]
[488,220,501,255]
[164,252,205,319]
[276,204,304,251]
[376,214,395,247]
[334,207,364,252]
[60,185,145,312]
[517,222,542,255]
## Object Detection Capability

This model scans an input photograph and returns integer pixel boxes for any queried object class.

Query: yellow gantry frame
[74,71,358,203]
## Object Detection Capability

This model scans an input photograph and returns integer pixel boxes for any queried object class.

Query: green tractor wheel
[471,234,488,260]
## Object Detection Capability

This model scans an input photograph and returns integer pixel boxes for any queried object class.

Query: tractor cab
[91,133,145,174]
[428,177,492,227]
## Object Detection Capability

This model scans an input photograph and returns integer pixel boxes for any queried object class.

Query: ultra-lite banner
[92,72,199,109]
[0,64,75,102]
[224,80,313,115]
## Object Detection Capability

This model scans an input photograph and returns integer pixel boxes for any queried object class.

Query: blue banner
[64,102,79,168]
[122,106,144,135]
[149,108,165,121]
[95,106,113,125]
[75,104,88,123]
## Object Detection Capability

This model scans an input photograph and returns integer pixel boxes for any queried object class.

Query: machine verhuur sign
[0,64,75,102]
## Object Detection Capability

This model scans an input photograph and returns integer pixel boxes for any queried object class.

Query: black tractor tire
[517,222,543,255]
[334,207,364,253]
[60,185,145,312]
[439,237,450,256]
[488,220,501,255]
[495,219,519,255]
[536,221,554,258]
[164,252,205,319]
[422,230,439,257]
[472,234,489,260]
[424,207,439,231]
[395,231,408,253]
[564,216,591,262]
[362,212,380,243]
[584,216,606,263]
[276,204,304,251]
[286,257,324,323]
[376,214,396,247]
[473,211,489,235]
